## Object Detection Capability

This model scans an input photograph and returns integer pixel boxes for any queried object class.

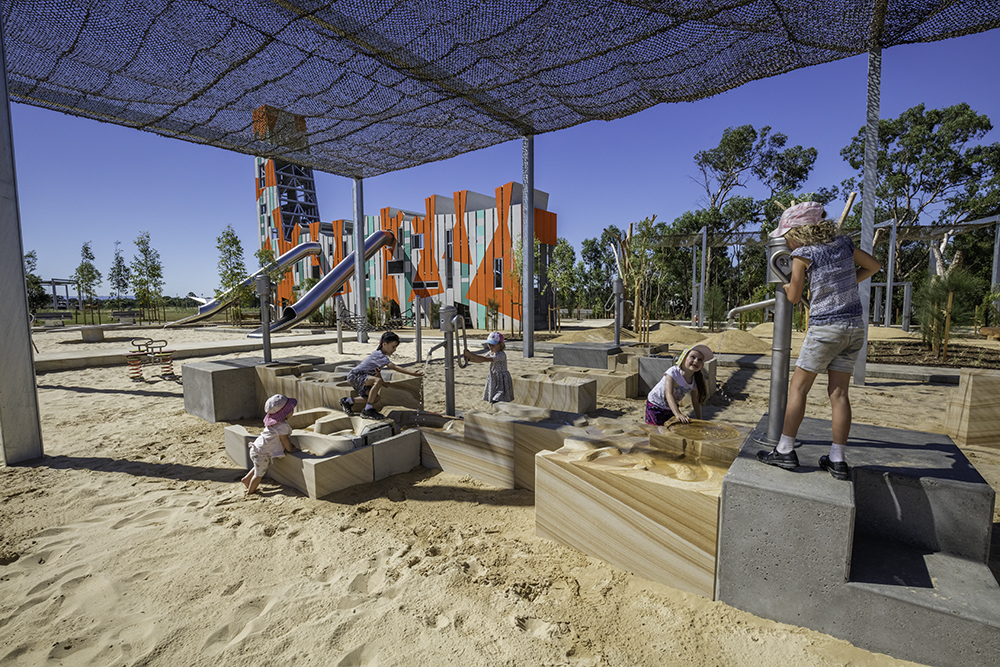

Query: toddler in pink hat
[241,394,298,496]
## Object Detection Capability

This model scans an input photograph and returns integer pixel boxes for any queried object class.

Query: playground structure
[124,337,176,382]
[165,242,323,328]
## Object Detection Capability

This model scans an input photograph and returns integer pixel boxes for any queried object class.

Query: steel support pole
[765,238,793,446]
[440,304,456,416]
[902,283,912,332]
[883,219,897,326]
[700,226,707,328]
[335,296,344,355]
[993,221,1000,317]
[522,136,534,358]
[854,44,881,385]
[352,177,368,344]
[691,242,698,327]
[414,296,422,361]
[0,19,43,465]
[255,275,272,363]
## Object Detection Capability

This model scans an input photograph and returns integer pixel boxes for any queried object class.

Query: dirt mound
[549,324,637,344]
[646,322,707,346]
[699,328,772,355]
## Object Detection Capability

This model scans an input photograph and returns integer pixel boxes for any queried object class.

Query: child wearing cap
[645,344,713,425]
[241,394,299,496]
[756,201,881,480]
[341,331,424,420]
[464,331,514,404]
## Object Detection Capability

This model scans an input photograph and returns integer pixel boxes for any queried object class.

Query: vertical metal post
[440,304,456,416]
[613,277,623,347]
[902,283,912,332]
[853,41,882,385]
[766,238,793,446]
[872,285,883,324]
[992,221,1000,319]
[255,275,272,363]
[414,296,422,361]
[883,218,897,327]
[691,241,698,327]
[0,19,44,464]
[352,177,368,344]
[522,136,534,358]
[335,295,344,355]
[700,226,707,328]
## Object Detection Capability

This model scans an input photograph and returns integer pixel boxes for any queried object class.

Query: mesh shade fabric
[4,0,998,178]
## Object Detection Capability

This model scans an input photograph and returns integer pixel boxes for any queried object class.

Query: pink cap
[769,201,825,239]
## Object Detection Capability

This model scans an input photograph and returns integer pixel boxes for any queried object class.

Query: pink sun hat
[769,201,825,239]
[263,394,297,426]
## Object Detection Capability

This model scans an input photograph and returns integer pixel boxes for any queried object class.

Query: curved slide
[166,242,323,328]
[249,230,395,337]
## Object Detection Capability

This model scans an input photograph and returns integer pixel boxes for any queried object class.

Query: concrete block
[80,326,105,342]
[268,446,374,499]
[637,355,716,403]
[607,343,672,374]
[717,415,1000,667]
[512,420,589,490]
[184,358,261,423]
[945,368,1000,448]
[223,425,254,469]
[513,373,596,413]
[373,430,422,481]
[536,440,730,598]
[546,366,638,399]
[553,342,622,369]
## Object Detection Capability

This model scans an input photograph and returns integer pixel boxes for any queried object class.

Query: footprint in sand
[110,508,175,530]
[335,644,378,667]
[200,598,269,654]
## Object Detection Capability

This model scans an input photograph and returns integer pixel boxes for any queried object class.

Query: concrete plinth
[183,356,324,423]
[717,415,1000,667]
[637,355,716,402]
[553,342,623,369]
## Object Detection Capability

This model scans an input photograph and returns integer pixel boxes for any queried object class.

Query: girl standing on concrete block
[756,201,881,480]
[645,343,713,425]
[464,331,514,404]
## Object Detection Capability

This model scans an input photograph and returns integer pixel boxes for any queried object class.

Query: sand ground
[2,324,998,666]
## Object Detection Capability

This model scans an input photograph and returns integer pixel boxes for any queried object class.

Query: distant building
[254,158,557,330]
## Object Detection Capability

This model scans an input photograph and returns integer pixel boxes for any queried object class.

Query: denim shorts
[796,318,866,374]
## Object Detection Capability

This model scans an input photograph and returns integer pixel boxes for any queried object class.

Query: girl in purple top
[757,201,881,480]
[342,331,423,420]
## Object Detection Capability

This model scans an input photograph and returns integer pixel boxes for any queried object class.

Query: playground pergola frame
[2,1,999,463]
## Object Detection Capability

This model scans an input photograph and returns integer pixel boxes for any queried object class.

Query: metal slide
[249,230,395,337]
[165,243,323,327]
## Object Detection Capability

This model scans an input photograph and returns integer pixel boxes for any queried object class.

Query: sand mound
[549,324,637,344]
[646,323,707,346]
[699,328,772,354]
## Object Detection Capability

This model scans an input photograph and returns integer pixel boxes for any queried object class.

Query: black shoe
[360,408,385,420]
[757,448,799,470]
[819,455,850,481]
[339,397,354,416]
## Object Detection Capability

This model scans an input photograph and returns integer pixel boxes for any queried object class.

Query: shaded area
[6,1,999,178]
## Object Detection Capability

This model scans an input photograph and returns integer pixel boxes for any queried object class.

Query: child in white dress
[241,394,298,496]
[464,331,514,404]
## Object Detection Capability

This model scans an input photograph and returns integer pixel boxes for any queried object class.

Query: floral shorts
[249,448,273,478]
[645,401,674,426]
[796,318,866,374]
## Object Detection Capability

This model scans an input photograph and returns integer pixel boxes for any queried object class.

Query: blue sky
[13,29,1000,299]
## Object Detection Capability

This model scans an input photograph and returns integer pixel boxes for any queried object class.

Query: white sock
[365,403,374,411]
[829,443,846,463]
[777,434,796,454]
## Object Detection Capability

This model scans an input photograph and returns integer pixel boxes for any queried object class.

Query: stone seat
[717,415,1000,667]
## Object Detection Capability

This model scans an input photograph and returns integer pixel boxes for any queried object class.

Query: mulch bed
[867,340,1000,370]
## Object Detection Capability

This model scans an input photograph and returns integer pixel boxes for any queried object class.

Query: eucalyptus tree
[24,250,47,312]
[131,231,164,320]
[108,240,131,310]
[216,224,250,323]
[73,241,103,322]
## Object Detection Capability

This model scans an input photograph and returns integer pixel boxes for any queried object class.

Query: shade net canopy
[4,0,999,178]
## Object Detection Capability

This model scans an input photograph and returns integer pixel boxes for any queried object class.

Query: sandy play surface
[3,325,998,666]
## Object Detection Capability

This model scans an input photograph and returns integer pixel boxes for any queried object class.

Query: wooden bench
[111,309,141,324]
[34,312,74,327]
